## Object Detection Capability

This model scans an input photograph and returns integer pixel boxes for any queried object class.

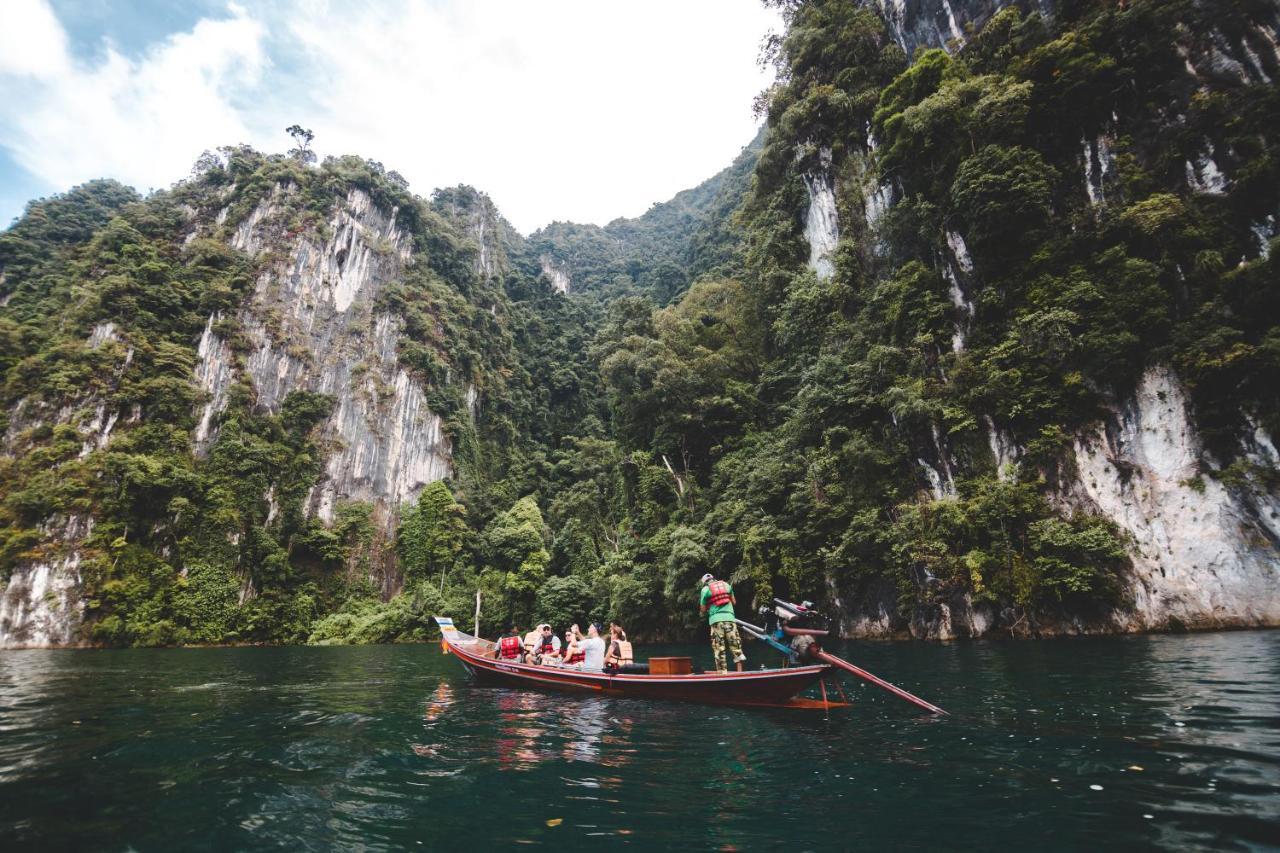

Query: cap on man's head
[699,573,715,586]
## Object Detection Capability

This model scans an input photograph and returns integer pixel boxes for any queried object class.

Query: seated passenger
[605,623,633,669]
[494,626,523,662]
[576,623,607,670]
[533,623,561,663]
[522,627,542,658]
[562,626,585,665]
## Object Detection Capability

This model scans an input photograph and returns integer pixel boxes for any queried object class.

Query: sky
[0,0,781,235]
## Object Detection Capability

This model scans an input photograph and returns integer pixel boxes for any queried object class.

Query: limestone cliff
[796,0,1280,638]
[0,159,511,647]
[194,185,451,522]
[1067,368,1280,632]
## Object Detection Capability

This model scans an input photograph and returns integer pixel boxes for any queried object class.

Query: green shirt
[700,582,736,624]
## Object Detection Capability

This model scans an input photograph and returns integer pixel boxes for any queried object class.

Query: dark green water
[2,631,1278,851]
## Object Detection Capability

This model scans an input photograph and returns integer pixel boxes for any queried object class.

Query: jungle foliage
[472,0,1279,638]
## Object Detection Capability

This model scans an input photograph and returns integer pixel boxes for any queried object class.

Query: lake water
[1,631,1277,850]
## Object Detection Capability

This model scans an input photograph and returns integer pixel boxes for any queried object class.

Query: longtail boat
[433,617,841,709]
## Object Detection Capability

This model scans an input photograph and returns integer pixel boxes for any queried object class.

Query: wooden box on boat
[648,656,693,675]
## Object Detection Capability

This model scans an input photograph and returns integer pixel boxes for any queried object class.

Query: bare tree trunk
[662,454,685,500]
[474,589,482,637]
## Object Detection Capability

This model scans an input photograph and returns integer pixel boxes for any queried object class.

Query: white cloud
[0,0,70,77]
[0,0,266,195]
[0,0,779,233]
[282,0,779,231]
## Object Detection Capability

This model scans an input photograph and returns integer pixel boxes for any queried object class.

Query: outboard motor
[739,595,948,714]
[762,598,831,649]
[780,598,830,628]
[773,596,947,712]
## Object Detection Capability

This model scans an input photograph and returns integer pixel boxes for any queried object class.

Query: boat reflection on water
[492,692,636,771]
[597,715,634,770]
[561,703,607,765]
[410,682,458,765]
[494,691,548,770]
[423,681,454,722]
[415,682,639,773]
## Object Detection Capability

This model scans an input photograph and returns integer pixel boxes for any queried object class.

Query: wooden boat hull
[443,630,831,708]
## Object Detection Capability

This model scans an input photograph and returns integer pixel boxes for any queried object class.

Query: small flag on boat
[434,616,457,653]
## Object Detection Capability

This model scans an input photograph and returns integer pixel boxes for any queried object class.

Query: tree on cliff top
[286,125,316,165]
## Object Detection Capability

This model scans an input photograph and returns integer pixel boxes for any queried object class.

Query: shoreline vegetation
[4,620,1277,652]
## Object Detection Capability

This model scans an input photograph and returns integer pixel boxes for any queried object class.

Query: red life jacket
[538,635,557,654]
[498,635,522,659]
[708,580,732,607]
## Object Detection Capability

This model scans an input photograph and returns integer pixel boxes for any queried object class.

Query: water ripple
[0,634,1278,848]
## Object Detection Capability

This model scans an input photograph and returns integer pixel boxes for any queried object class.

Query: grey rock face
[1185,142,1230,195]
[539,254,571,294]
[463,195,512,280]
[196,185,452,525]
[0,323,136,646]
[1082,134,1117,207]
[193,313,234,454]
[943,230,975,353]
[0,515,91,648]
[1068,367,1280,631]
[872,0,1053,55]
[840,368,1279,639]
[858,129,896,234]
[803,147,839,280]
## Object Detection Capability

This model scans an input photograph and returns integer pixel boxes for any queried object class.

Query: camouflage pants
[709,621,745,672]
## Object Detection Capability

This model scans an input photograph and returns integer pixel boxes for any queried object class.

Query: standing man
[699,573,745,672]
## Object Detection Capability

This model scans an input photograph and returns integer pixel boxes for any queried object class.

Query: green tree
[483,495,551,622]
[285,125,315,164]
[534,574,593,630]
[949,144,1057,254]
[398,481,468,592]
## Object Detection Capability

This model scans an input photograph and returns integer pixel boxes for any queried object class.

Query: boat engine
[737,591,947,712]
[759,598,831,662]
[744,597,949,715]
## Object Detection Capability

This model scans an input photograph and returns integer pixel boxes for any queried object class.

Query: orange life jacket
[498,635,522,659]
[708,580,732,607]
